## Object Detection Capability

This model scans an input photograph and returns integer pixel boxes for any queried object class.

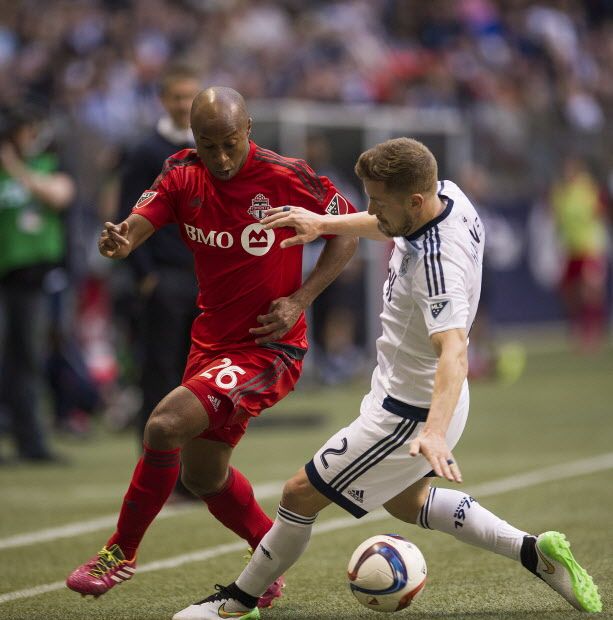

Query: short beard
[378,219,413,238]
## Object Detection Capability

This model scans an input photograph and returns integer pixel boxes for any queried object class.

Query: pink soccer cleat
[66,544,136,597]
[257,575,285,609]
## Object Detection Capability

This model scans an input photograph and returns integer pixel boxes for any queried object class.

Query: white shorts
[305,388,469,518]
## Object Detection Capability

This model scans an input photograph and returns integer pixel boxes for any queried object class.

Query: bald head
[191,87,249,130]
[191,87,252,180]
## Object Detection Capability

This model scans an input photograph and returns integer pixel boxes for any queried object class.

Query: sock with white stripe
[418,487,528,561]
[234,505,316,600]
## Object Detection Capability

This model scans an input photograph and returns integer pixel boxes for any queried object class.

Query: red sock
[107,444,181,559]
[202,467,272,549]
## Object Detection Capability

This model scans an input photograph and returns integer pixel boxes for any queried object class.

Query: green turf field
[1,340,612,619]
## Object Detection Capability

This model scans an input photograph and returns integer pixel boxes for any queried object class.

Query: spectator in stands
[551,156,609,351]
[0,106,75,462]
[0,1,610,208]
[118,64,201,441]
[459,161,526,383]
[304,132,366,384]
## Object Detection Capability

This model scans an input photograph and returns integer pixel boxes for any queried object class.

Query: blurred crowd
[0,0,609,219]
[1,0,611,203]
[1,0,612,129]
[0,0,611,462]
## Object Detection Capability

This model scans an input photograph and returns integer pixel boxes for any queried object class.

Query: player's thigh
[183,346,302,447]
[383,478,432,524]
[180,437,234,495]
[306,411,431,518]
[306,390,468,518]
[145,385,210,447]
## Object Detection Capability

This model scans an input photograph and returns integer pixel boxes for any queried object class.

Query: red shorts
[181,345,303,447]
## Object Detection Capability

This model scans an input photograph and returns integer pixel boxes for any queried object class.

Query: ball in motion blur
[347,534,427,613]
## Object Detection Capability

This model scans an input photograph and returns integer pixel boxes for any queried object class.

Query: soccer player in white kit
[173,138,601,619]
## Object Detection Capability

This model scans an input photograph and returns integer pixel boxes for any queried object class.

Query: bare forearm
[425,346,467,435]
[319,212,387,240]
[18,171,75,210]
[292,235,358,307]
[124,213,155,252]
[408,328,467,483]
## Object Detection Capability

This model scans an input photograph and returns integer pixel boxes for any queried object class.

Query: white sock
[234,505,316,600]
[418,487,528,561]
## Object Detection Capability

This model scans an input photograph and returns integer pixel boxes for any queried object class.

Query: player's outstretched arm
[98,213,155,259]
[262,206,386,247]
[409,328,467,483]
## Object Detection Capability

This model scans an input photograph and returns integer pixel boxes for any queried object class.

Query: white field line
[1,452,612,606]
[0,481,284,552]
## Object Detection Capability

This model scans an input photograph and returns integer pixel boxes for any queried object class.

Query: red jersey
[132,141,355,353]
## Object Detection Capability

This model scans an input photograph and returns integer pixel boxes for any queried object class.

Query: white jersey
[371,180,484,408]
[306,181,482,517]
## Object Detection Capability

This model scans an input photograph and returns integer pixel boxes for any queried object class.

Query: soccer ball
[347,534,427,613]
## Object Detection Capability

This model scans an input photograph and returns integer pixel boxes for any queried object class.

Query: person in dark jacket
[118,65,201,438]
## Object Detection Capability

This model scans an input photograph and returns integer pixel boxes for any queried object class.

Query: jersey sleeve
[412,239,471,336]
[287,161,356,234]
[129,157,178,229]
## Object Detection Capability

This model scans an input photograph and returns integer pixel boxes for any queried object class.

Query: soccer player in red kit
[66,87,358,607]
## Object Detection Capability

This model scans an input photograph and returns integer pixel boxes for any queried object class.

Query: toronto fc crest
[248,193,271,221]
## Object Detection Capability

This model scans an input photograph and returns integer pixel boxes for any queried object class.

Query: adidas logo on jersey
[207,395,221,412]
[348,489,365,503]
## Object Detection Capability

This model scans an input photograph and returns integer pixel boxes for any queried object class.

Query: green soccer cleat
[535,531,602,613]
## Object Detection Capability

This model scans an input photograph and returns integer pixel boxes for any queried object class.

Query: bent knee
[144,392,208,449]
[280,470,321,515]
[282,474,309,502]
[386,499,424,524]
[181,468,227,497]
[384,484,431,524]
[144,388,208,449]
[144,404,185,448]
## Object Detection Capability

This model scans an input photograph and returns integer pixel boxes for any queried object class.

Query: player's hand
[409,428,462,483]
[98,221,131,259]
[261,206,325,248]
[249,296,303,344]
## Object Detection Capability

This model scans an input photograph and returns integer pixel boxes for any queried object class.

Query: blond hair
[355,138,438,196]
